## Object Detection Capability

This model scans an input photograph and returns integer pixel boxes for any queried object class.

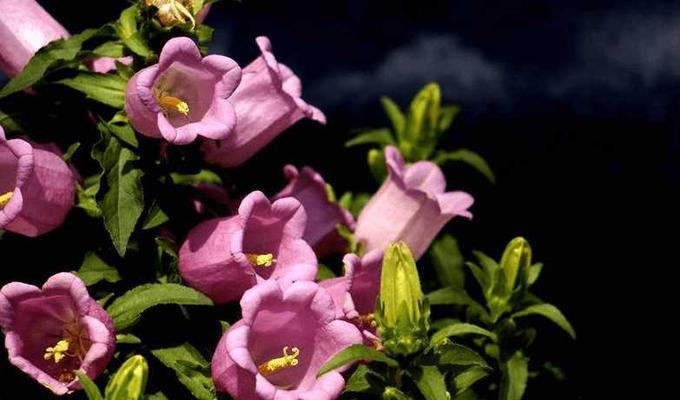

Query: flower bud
[105,355,148,400]
[499,237,532,291]
[376,242,430,356]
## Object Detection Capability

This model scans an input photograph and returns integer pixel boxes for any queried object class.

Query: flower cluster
[0,3,482,399]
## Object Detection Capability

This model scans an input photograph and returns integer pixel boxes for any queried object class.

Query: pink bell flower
[354,146,474,259]
[0,273,115,395]
[202,36,326,167]
[1,127,75,237]
[212,280,363,400]
[125,37,241,145]
[273,165,355,257]
[178,191,317,303]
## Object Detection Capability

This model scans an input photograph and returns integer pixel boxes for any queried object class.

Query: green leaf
[91,41,125,58]
[170,170,222,185]
[116,333,142,344]
[116,5,153,59]
[411,365,449,400]
[0,28,100,98]
[472,250,499,287]
[75,371,104,400]
[107,283,213,330]
[433,342,490,369]
[343,364,385,394]
[512,303,576,339]
[430,323,497,346]
[106,114,139,148]
[0,110,22,133]
[465,262,488,292]
[433,149,495,183]
[317,344,398,377]
[96,133,144,256]
[380,96,405,138]
[57,72,126,108]
[62,142,80,162]
[345,128,395,147]
[76,180,102,218]
[500,352,528,400]
[438,105,461,132]
[430,234,465,290]
[75,252,121,286]
[452,366,489,395]
[367,148,387,183]
[527,263,543,286]
[142,203,169,230]
[426,287,484,309]
[151,343,216,400]
[316,263,337,280]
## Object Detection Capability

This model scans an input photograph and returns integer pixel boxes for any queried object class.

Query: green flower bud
[105,355,148,400]
[376,242,430,356]
[499,237,531,291]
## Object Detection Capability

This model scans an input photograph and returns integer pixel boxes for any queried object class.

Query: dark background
[3,0,679,398]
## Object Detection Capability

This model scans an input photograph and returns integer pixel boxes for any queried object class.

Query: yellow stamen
[353,313,377,329]
[158,94,190,116]
[258,346,300,376]
[0,192,13,208]
[246,253,276,267]
[44,339,70,364]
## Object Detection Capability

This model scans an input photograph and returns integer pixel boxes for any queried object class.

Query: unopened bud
[105,355,148,400]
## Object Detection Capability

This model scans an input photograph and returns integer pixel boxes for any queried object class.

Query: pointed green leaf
[465,261,488,291]
[152,343,216,400]
[75,371,105,400]
[116,333,142,344]
[317,344,398,377]
[452,366,489,395]
[433,342,490,369]
[380,96,405,138]
[438,105,461,132]
[343,364,385,394]
[430,323,497,346]
[433,149,495,183]
[96,133,144,256]
[107,284,213,330]
[411,365,449,400]
[345,128,395,147]
[75,252,121,286]
[142,203,169,230]
[430,234,465,290]
[57,72,127,108]
[512,303,576,339]
[500,352,528,400]
[527,263,543,286]
[170,170,222,185]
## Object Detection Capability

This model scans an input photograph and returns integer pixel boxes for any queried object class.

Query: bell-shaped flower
[320,250,384,345]
[1,127,76,237]
[273,165,355,256]
[354,146,474,259]
[0,273,116,395]
[125,36,241,145]
[202,36,326,167]
[0,0,69,78]
[212,280,363,400]
[179,191,317,303]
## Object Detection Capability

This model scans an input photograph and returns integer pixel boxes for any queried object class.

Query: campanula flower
[212,280,362,400]
[178,191,317,303]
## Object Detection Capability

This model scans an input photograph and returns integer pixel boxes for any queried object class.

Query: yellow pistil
[246,253,276,267]
[257,346,300,376]
[44,339,70,364]
[157,94,190,116]
[0,191,13,208]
